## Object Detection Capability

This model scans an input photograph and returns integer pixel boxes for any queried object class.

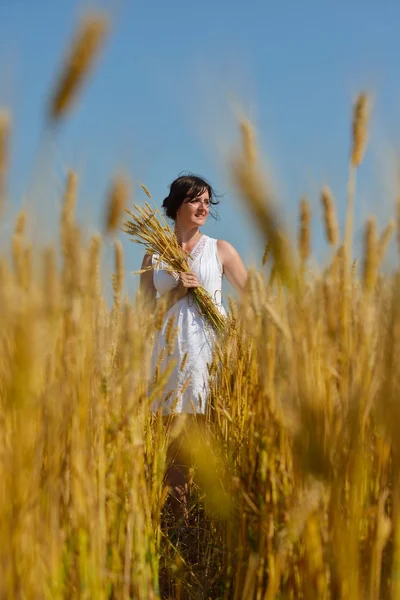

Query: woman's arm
[217,240,248,294]
[139,253,199,312]
[139,253,157,306]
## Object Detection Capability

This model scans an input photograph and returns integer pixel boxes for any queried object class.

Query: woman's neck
[174,226,201,245]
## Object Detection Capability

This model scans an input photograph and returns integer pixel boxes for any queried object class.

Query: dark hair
[162,173,220,220]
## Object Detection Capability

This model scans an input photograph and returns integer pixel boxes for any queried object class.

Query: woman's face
[175,188,210,229]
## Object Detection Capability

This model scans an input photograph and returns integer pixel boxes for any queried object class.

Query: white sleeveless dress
[151,235,225,415]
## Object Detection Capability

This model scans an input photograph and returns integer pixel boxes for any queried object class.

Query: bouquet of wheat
[123,202,226,333]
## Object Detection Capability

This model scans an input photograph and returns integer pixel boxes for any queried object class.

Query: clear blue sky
[0,0,399,297]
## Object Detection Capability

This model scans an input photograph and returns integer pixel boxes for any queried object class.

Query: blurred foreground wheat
[1,98,400,600]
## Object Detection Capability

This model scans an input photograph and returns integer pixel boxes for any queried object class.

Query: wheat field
[1,11,400,600]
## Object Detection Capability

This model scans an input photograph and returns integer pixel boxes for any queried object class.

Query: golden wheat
[232,118,295,287]
[113,239,124,297]
[240,118,258,167]
[299,197,311,264]
[321,186,339,247]
[363,216,378,291]
[48,12,109,121]
[140,182,152,198]
[105,174,130,234]
[1,69,400,600]
[351,93,370,167]
[262,241,271,266]
[0,109,10,212]
[378,218,395,266]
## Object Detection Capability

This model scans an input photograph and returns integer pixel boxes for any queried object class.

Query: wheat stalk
[62,170,78,227]
[351,93,370,167]
[262,242,271,266]
[114,240,124,294]
[299,197,311,265]
[231,118,294,288]
[321,186,338,247]
[105,174,130,234]
[378,218,395,266]
[345,93,371,264]
[140,183,152,198]
[0,109,10,214]
[362,217,378,291]
[48,12,109,122]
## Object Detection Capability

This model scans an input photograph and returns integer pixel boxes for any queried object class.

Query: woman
[140,174,247,522]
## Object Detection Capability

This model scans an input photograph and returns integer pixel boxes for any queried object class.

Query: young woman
[140,174,247,522]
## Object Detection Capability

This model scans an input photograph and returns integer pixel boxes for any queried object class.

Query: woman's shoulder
[216,239,236,254]
[215,240,242,264]
[205,237,232,248]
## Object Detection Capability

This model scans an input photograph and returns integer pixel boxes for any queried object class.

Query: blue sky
[0,0,399,297]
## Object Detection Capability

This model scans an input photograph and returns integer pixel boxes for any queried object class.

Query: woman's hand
[178,272,200,290]
[174,272,200,302]
[158,271,199,313]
